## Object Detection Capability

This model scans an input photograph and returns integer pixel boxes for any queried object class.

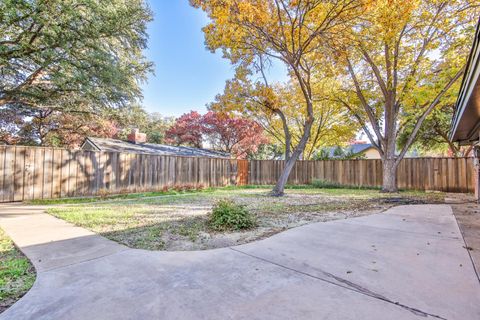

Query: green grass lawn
[44,185,445,251]
[0,229,35,314]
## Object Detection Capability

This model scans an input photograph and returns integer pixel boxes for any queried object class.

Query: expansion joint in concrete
[229,247,447,320]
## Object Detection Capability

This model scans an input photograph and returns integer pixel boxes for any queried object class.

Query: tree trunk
[271,62,314,196]
[270,117,313,196]
[276,110,291,161]
[270,154,298,196]
[381,158,398,192]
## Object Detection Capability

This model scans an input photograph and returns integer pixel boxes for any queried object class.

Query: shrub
[184,184,195,191]
[208,199,256,231]
[98,188,110,199]
[172,184,196,192]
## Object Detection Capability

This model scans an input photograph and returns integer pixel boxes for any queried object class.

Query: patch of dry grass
[47,187,445,251]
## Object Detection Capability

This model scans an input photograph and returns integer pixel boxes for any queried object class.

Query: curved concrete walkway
[0,203,479,320]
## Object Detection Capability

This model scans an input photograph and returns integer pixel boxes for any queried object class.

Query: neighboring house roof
[81,137,230,159]
[450,18,480,144]
[324,143,422,158]
[349,143,376,155]
[326,143,376,157]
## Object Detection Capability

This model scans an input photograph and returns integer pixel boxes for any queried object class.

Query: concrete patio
[0,203,479,320]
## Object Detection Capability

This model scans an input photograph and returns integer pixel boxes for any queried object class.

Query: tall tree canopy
[335,0,479,192]
[0,0,152,113]
[191,0,362,195]
[0,104,118,147]
[209,71,357,160]
[0,102,174,148]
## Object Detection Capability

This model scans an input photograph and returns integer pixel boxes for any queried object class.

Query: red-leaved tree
[202,112,268,159]
[165,111,269,158]
[164,111,204,148]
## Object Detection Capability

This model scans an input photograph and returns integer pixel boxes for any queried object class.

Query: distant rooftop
[81,137,230,159]
[348,143,374,155]
[326,143,375,157]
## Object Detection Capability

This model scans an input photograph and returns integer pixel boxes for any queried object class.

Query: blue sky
[141,1,286,117]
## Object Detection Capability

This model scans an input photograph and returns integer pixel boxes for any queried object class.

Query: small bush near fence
[208,199,256,231]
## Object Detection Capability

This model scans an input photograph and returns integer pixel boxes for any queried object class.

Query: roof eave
[450,18,480,142]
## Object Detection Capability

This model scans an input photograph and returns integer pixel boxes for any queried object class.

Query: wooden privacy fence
[0,145,474,202]
[248,158,474,193]
[0,146,238,202]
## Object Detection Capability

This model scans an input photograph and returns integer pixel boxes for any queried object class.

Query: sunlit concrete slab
[0,204,126,272]
[0,203,479,320]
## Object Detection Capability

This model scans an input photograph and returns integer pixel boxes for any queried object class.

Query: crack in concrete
[229,247,448,320]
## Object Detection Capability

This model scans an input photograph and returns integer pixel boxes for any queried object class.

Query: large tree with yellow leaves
[335,0,479,192]
[191,0,362,195]
[209,70,357,161]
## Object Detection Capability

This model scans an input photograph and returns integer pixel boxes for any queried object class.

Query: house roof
[326,143,375,157]
[450,18,480,144]
[82,137,230,159]
[349,143,375,155]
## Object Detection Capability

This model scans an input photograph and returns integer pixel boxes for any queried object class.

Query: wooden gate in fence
[236,160,249,185]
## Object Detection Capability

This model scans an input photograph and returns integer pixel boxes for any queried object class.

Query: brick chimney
[127,128,147,144]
